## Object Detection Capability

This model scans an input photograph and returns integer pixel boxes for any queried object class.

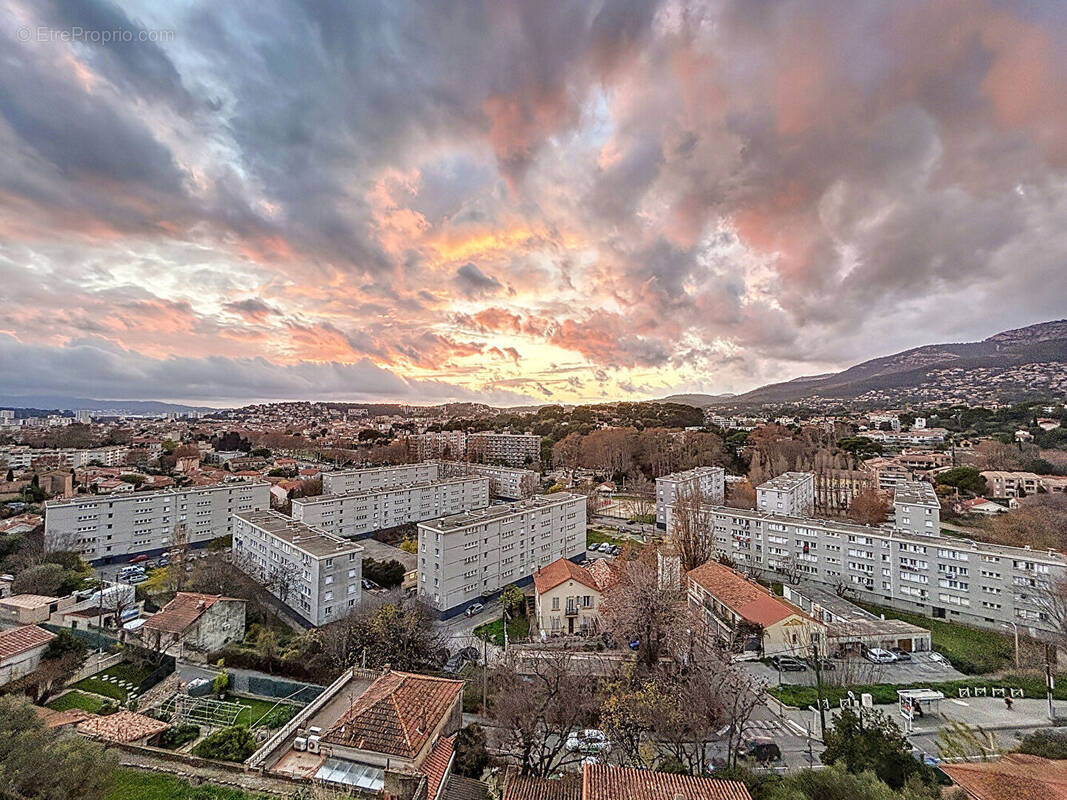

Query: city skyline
[2,1,1067,405]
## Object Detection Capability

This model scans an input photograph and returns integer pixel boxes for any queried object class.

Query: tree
[725,478,756,509]
[821,708,935,790]
[1017,728,1067,759]
[452,723,489,778]
[935,467,986,495]
[499,583,525,616]
[11,563,65,596]
[487,651,600,776]
[0,695,115,800]
[669,486,713,572]
[317,599,443,674]
[191,725,257,761]
[988,494,1067,551]
[847,488,890,525]
[936,720,999,761]
[362,558,406,588]
[762,764,940,800]
[552,433,583,486]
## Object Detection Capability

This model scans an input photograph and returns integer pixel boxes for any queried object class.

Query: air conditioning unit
[308,726,322,737]
[293,737,307,752]
[307,735,321,754]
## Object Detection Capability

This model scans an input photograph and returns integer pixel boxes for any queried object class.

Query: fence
[137,655,176,695]
[244,674,323,704]
[42,623,119,651]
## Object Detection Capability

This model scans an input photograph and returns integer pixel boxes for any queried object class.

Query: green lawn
[224,695,299,728]
[586,528,628,548]
[857,603,1013,675]
[70,661,156,703]
[105,768,273,800]
[474,614,530,646]
[769,673,1067,708]
[45,690,114,714]
[71,676,128,702]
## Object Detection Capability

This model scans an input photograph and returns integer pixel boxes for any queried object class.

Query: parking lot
[742,650,965,687]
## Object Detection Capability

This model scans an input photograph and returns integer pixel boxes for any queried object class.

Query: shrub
[261,705,297,728]
[160,723,201,749]
[1017,729,1067,759]
[362,558,406,588]
[191,726,257,762]
[452,724,488,778]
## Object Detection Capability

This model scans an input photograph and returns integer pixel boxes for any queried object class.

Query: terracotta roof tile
[0,594,60,609]
[144,592,243,634]
[533,559,599,595]
[687,561,811,627]
[443,775,489,800]
[0,624,55,660]
[77,710,170,743]
[321,670,464,760]
[941,753,1067,800]
[503,772,583,800]
[584,559,619,592]
[584,764,752,800]
[421,734,454,800]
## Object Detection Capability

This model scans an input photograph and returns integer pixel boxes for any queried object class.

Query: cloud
[454,262,505,298]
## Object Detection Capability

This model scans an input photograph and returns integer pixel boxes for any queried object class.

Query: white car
[865,647,897,664]
[566,729,611,754]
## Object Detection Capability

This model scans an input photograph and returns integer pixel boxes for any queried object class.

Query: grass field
[105,768,273,800]
[857,602,1013,674]
[224,695,298,728]
[768,673,1067,708]
[71,661,156,703]
[45,690,113,714]
[474,614,530,646]
[586,528,631,549]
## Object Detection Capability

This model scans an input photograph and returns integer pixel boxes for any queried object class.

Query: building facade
[321,463,440,495]
[892,481,941,536]
[408,430,468,461]
[437,461,539,499]
[45,481,270,563]
[417,493,586,617]
[756,472,815,516]
[0,445,128,469]
[232,510,364,627]
[655,466,726,530]
[466,433,541,467]
[291,477,489,539]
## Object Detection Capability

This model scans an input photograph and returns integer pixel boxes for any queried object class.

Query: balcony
[565,603,579,617]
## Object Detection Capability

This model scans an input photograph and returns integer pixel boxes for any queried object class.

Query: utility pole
[811,632,826,736]
[1047,643,1056,722]
[482,638,488,714]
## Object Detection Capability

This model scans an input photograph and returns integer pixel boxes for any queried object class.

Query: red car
[128,554,150,564]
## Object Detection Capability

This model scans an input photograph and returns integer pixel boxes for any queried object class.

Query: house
[686,561,825,657]
[955,497,1010,516]
[0,593,74,625]
[940,752,1067,800]
[533,558,609,637]
[503,763,751,800]
[142,592,246,655]
[263,666,466,799]
[0,513,43,535]
[0,624,56,686]
[1037,418,1062,431]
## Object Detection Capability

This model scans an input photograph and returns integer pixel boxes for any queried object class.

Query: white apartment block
[417,493,586,617]
[232,510,364,627]
[655,467,726,530]
[291,477,489,539]
[321,463,440,495]
[437,461,539,499]
[45,481,269,564]
[0,445,129,469]
[663,484,1066,636]
[408,430,468,460]
[466,433,541,467]
[892,481,941,536]
[868,414,901,431]
[756,472,815,516]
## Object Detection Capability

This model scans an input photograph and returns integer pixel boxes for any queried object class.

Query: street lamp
[1001,622,1020,669]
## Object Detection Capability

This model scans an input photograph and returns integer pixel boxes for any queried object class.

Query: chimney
[381,663,391,676]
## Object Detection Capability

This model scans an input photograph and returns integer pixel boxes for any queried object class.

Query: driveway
[743,651,965,688]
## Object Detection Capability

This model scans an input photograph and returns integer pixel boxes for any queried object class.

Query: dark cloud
[454,263,504,297]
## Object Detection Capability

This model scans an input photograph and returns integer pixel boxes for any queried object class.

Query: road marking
[951,699,969,706]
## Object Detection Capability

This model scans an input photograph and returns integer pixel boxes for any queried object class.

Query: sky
[1,0,1066,406]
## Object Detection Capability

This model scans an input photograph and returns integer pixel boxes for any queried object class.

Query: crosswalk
[743,718,810,739]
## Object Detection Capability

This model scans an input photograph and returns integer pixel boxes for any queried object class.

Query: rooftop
[757,472,812,492]
[0,593,60,609]
[687,561,813,628]
[77,710,170,743]
[940,753,1067,800]
[893,481,940,507]
[419,493,583,533]
[533,558,599,595]
[584,764,752,800]
[293,476,487,506]
[235,509,364,558]
[0,624,55,660]
[46,479,268,507]
[320,668,464,760]
[144,592,245,635]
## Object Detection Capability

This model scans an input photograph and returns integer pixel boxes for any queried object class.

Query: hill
[719,320,1067,406]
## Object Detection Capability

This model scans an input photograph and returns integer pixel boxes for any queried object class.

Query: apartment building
[893,481,941,536]
[655,466,726,530]
[291,477,489,539]
[756,472,815,516]
[45,481,270,564]
[232,510,364,627]
[437,461,539,499]
[664,487,1066,636]
[981,471,1042,499]
[408,430,468,461]
[417,493,586,618]
[466,432,541,467]
[863,457,915,490]
[321,463,440,495]
[0,445,128,469]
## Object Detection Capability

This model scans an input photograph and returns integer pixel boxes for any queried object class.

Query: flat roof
[893,481,939,507]
[234,510,364,558]
[419,493,583,533]
[758,472,812,492]
[0,593,60,609]
[46,479,268,507]
[293,476,487,506]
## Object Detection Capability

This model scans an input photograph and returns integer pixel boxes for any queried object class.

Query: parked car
[769,655,807,672]
[361,579,375,590]
[443,646,480,674]
[889,647,912,662]
[128,554,150,564]
[865,647,897,664]
[742,736,781,763]
[609,545,621,555]
[565,729,611,754]
[128,574,148,584]
[465,603,485,618]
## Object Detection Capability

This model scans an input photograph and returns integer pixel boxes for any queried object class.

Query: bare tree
[625,471,656,520]
[725,478,756,510]
[488,650,601,776]
[552,433,583,486]
[847,487,890,525]
[669,486,713,572]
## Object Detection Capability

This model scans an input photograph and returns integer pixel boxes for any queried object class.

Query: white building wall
[321,463,440,495]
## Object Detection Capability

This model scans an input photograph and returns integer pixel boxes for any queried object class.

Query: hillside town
[0,396,1066,800]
